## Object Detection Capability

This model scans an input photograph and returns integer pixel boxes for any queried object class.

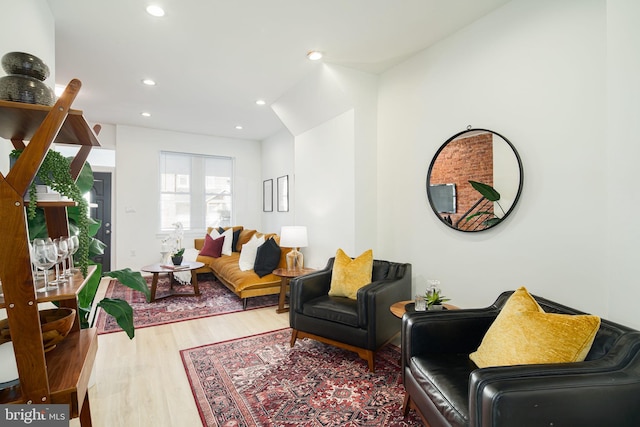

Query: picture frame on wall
[277,175,289,212]
[263,179,273,212]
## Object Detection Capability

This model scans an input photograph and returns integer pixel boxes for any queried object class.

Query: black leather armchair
[402,290,640,427]
[289,257,411,371]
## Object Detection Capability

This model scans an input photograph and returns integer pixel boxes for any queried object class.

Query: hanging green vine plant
[11,149,91,276]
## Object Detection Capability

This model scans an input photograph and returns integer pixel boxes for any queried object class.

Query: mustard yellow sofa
[194,226,289,309]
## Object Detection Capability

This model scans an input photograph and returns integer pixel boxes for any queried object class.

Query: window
[159,151,233,231]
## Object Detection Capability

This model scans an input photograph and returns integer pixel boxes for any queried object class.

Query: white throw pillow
[209,227,234,256]
[238,235,265,271]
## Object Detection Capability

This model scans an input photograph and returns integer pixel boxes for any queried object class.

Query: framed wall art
[263,179,273,212]
[277,175,289,212]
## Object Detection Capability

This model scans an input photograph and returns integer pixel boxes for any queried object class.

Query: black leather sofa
[402,290,640,427]
[289,257,411,371]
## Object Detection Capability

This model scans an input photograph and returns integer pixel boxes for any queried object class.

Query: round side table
[272,267,315,313]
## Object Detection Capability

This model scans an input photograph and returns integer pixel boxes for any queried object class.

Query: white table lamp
[280,226,308,270]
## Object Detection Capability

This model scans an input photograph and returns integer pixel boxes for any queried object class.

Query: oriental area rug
[95,274,278,334]
[181,328,423,427]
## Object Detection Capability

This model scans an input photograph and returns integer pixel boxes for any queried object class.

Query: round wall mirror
[426,128,523,232]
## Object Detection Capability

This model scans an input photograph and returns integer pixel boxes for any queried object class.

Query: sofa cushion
[218,226,243,252]
[409,354,475,426]
[238,235,265,271]
[199,233,224,258]
[254,238,282,278]
[210,227,234,256]
[328,248,373,300]
[209,253,281,292]
[470,287,601,368]
[236,229,257,251]
[302,295,359,327]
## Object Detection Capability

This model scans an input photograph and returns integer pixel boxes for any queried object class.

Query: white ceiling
[47,0,510,141]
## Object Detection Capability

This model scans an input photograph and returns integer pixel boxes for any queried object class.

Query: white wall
[605,0,640,328]
[378,0,612,317]
[114,125,263,271]
[296,110,356,268]
[272,64,379,268]
[261,128,295,234]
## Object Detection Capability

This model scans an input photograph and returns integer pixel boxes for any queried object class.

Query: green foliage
[97,298,135,339]
[95,269,151,339]
[425,288,450,307]
[172,248,185,257]
[469,180,501,201]
[465,181,506,227]
[77,263,102,328]
[105,268,151,303]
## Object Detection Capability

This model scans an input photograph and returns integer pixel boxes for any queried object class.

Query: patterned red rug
[181,328,423,426]
[95,274,278,334]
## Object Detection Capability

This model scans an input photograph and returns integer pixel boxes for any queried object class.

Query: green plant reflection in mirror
[426,128,523,232]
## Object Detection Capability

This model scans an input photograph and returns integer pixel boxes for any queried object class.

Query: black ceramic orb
[0,75,55,106]
[1,51,50,81]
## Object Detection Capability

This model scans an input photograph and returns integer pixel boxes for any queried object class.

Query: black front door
[91,171,112,272]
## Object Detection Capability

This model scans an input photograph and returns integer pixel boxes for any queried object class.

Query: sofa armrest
[289,261,333,313]
[402,309,499,362]
[194,238,204,250]
[357,264,412,328]
[468,331,640,426]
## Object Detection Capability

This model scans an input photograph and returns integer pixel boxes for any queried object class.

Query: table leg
[191,269,200,296]
[277,277,289,313]
[149,273,160,302]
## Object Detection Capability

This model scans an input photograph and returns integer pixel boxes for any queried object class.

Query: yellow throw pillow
[328,248,373,300]
[470,287,601,368]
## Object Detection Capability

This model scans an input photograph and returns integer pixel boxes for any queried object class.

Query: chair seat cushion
[409,354,475,426]
[302,295,359,327]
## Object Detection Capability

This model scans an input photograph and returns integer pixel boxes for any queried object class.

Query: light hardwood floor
[69,277,290,427]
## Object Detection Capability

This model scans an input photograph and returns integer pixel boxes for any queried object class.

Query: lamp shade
[280,226,308,248]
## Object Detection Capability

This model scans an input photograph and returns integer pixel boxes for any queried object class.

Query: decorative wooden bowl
[0,308,76,352]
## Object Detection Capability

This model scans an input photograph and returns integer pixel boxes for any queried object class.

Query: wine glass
[51,238,69,285]
[67,235,80,274]
[31,237,52,281]
[31,240,57,292]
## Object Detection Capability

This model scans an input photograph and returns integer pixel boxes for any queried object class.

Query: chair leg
[365,350,375,372]
[402,393,411,416]
[290,329,298,347]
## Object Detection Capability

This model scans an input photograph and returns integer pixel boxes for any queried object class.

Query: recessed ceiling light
[142,79,156,86]
[146,5,165,17]
[255,99,266,106]
[235,125,243,130]
[307,51,323,61]
[141,112,151,117]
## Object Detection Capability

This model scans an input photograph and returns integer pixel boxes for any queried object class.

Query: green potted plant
[425,286,450,310]
[171,248,185,265]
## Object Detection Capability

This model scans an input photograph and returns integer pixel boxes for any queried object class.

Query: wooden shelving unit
[0,79,100,426]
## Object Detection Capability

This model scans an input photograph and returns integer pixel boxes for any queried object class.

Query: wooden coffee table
[273,267,315,313]
[141,261,205,302]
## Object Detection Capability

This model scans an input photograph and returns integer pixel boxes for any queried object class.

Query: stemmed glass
[31,239,57,292]
[51,237,69,285]
[67,235,80,275]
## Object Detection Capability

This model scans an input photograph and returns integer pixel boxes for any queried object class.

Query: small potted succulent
[171,248,185,265]
[425,285,450,310]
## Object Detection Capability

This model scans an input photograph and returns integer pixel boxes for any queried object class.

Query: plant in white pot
[425,285,450,310]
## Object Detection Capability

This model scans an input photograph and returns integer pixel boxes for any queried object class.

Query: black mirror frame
[426,128,524,232]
